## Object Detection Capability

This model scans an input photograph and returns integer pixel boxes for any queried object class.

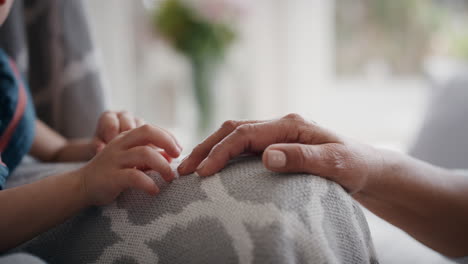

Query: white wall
[83,0,138,113]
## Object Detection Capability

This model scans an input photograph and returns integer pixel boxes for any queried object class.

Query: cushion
[410,75,468,169]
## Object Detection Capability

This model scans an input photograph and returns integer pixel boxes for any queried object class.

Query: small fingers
[159,127,182,151]
[146,144,173,162]
[94,138,106,154]
[158,149,173,163]
[97,111,120,143]
[118,124,181,158]
[135,117,146,127]
[122,145,175,182]
[119,169,160,196]
[118,111,137,132]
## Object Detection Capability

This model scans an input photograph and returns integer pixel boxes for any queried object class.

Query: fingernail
[179,156,189,169]
[267,150,287,168]
[177,163,185,172]
[154,187,160,195]
[174,147,181,156]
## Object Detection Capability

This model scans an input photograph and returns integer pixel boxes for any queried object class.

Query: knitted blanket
[7,158,379,264]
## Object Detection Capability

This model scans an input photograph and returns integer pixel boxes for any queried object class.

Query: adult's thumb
[262,143,336,176]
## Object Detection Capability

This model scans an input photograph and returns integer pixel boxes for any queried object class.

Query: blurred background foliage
[335,0,468,76]
[151,0,242,134]
[153,0,236,62]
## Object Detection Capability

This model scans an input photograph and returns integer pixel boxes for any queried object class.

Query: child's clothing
[0,49,35,189]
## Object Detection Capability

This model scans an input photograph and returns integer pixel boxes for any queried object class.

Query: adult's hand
[178,114,384,193]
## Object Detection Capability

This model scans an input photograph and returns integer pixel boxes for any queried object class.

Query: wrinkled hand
[79,124,182,206]
[178,114,384,194]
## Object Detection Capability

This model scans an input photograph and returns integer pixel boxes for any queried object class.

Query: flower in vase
[150,0,248,134]
[152,0,244,61]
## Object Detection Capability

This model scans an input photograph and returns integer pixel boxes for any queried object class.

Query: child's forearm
[51,139,96,162]
[0,170,89,252]
[30,120,95,162]
[354,149,468,257]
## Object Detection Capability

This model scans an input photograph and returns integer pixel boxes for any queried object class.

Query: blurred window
[335,0,468,78]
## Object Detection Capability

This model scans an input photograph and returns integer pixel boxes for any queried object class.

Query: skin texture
[178,113,468,257]
[30,111,152,162]
[0,2,184,251]
[0,111,182,251]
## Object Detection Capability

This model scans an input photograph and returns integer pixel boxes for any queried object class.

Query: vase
[190,56,217,138]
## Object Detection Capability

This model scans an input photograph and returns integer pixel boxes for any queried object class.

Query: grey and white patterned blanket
[7,157,378,264]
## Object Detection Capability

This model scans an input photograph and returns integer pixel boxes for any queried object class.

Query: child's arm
[29,111,147,162]
[29,120,96,162]
[0,169,87,251]
[0,124,181,251]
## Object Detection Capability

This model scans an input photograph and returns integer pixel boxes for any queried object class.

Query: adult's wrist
[357,147,403,197]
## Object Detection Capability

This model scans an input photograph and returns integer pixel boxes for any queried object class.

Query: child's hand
[93,111,147,153]
[78,124,182,206]
[30,111,182,163]
[92,111,181,162]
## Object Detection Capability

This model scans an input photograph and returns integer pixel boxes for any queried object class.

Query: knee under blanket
[7,157,379,264]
